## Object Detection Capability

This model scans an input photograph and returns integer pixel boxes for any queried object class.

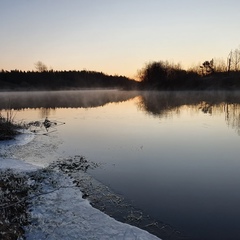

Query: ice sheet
[26,170,161,240]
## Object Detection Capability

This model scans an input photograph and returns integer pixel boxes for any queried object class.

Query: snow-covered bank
[0,133,161,239]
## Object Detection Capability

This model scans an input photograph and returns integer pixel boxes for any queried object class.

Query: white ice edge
[0,133,161,240]
[0,131,39,171]
[0,129,35,147]
[25,171,161,240]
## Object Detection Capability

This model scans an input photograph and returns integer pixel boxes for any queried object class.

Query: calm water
[1,90,240,240]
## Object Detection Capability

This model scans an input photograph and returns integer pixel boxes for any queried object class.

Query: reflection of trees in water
[198,102,213,114]
[138,92,181,119]
[2,90,240,135]
[138,91,214,118]
[39,108,56,119]
[197,102,240,135]
[0,90,140,110]
[224,104,240,135]
[138,91,240,135]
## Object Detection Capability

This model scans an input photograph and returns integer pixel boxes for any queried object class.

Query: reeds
[0,110,19,140]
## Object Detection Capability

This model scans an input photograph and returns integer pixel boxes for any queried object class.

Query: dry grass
[0,111,20,141]
[0,170,29,240]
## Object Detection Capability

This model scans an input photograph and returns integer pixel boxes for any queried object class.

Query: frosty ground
[0,131,161,240]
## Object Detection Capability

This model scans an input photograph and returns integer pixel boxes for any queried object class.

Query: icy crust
[0,131,40,171]
[0,129,35,147]
[0,131,62,167]
[48,157,176,239]
[26,169,160,240]
[0,158,40,171]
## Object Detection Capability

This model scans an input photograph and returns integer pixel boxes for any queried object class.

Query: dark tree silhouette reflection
[138,91,240,135]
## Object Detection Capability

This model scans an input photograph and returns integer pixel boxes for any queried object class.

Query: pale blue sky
[1,0,240,78]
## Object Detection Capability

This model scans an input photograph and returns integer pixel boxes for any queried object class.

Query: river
[1,90,240,240]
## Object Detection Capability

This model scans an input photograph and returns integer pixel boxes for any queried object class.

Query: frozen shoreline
[0,132,161,240]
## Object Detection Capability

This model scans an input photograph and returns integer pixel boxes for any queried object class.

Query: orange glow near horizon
[1,1,239,80]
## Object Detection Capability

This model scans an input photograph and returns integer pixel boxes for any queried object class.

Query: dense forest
[137,47,240,90]
[138,61,240,90]
[1,67,240,91]
[0,69,139,91]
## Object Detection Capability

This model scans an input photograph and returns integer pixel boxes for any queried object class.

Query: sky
[1,0,240,78]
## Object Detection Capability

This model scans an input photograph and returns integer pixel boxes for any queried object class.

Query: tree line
[1,65,240,91]
[2,45,240,91]
[0,69,138,91]
[137,45,240,90]
[138,60,240,90]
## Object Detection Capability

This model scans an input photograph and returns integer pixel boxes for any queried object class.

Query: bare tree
[232,47,240,71]
[213,58,227,72]
[35,61,48,72]
[227,46,240,72]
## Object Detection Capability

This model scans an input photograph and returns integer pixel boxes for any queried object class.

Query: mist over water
[0,90,140,110]
[1,90,240,240]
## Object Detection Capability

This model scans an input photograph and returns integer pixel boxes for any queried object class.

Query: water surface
[1,90,240,240]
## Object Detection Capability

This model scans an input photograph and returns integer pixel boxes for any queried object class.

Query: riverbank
[0,158,162,240]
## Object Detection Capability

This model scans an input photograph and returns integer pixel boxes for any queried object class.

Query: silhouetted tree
[35,61,48,72]
[201,59,214,75]
[138,61,167,87]
[138,61,193,89]
[232,47,240,71]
